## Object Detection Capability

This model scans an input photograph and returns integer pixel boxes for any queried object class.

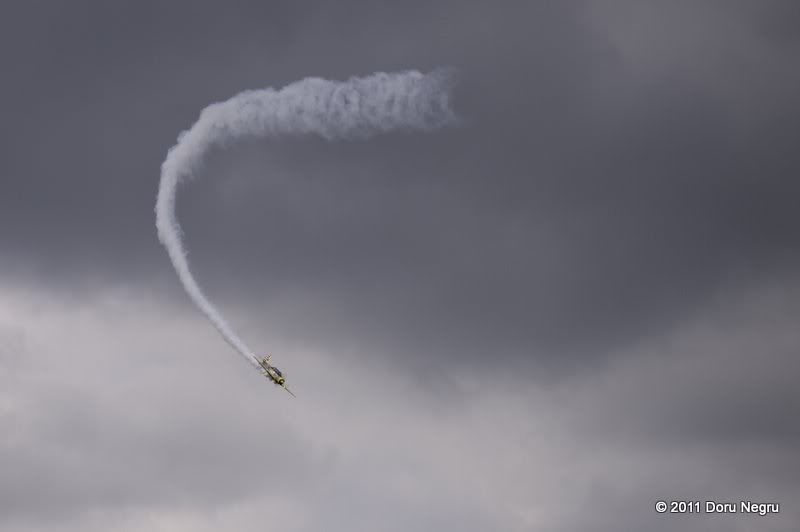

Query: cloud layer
[2,276,798,531]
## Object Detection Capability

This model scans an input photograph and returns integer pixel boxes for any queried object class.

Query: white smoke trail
[156,69,458,369]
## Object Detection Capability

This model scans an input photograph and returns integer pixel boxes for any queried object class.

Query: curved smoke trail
[156,69,458,369]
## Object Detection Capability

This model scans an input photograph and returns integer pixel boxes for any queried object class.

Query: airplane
[257,353,295,397]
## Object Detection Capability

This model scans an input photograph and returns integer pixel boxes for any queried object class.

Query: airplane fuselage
[257,354,294,396]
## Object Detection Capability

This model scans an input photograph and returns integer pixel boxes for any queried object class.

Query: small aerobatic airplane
[257,354,295,397]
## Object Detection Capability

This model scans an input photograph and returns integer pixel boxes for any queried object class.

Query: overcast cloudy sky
[2,1,799,531]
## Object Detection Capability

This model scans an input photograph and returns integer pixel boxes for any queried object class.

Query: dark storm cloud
[2,1,799,370]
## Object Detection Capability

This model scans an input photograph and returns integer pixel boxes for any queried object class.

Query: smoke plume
[156,70,458,368]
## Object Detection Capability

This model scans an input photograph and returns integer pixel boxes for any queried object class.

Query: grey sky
[1,1,798,531]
